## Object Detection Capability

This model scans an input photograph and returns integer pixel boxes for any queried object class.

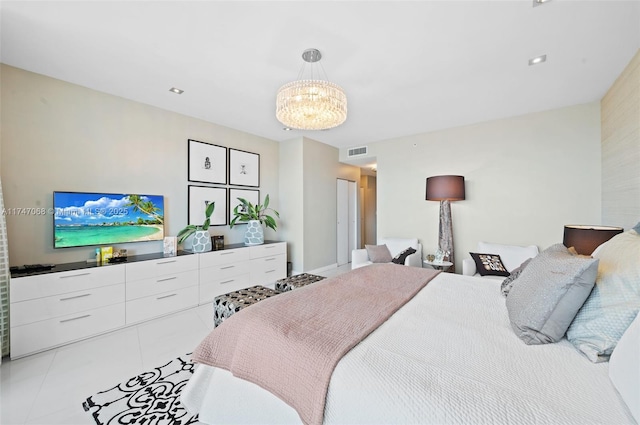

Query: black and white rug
[82,354,200,425]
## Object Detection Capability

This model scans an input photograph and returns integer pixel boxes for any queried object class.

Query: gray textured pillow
[506,243,599,345]
[566,230,640,362]
[501,258,532,297]
[365,244,392,263]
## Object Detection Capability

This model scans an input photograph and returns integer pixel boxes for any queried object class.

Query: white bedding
[181,273,635,424]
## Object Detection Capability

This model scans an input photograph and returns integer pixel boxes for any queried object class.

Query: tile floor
[0,263,352,425]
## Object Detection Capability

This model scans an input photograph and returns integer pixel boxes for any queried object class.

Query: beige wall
[279,138,304,273]
[280,137,359,273]
[1,65,281,266]
[601,49,640,230]
[342,102,602,272]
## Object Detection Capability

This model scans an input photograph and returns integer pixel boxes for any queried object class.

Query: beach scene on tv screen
[54,193,164,248]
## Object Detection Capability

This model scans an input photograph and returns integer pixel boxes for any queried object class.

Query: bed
[181,234,640,425]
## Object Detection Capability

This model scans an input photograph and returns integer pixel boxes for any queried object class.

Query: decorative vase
[183,230,212,253]
[244,220,264,246]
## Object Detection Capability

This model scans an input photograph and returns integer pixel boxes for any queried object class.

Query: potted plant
[230,194,280,246]
[177,201,215,253]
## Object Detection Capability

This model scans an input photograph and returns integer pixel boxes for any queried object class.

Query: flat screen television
[53,191,165,249]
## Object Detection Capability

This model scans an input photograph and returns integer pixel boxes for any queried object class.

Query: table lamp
[426,175,465,273]
[563,225,623,256]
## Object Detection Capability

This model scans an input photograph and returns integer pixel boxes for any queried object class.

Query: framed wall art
[188,139,227,185]
[188,185,227,226]
[229,188,259,224]
[229,148,260,187]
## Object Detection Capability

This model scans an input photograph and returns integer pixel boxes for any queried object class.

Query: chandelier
[276,48,347,131]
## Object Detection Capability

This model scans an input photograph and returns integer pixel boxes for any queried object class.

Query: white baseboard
[306,263,339,275]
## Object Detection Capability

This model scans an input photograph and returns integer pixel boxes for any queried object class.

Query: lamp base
[438,200,455,273]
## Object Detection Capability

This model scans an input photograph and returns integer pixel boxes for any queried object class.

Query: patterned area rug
[83,354,200,425]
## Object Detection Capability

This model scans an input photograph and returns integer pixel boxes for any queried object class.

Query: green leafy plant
[177,201,215,244]
[229,194,280,231]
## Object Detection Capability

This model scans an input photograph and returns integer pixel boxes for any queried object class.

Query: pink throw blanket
[192,263,440,425]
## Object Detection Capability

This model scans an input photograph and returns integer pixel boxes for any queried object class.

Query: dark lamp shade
[563,225,623,256]
[426,175,465,201]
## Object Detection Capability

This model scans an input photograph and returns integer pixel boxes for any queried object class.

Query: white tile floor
[0,264,352,425]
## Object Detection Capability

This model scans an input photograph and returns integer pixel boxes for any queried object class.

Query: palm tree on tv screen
[125,195,164,224]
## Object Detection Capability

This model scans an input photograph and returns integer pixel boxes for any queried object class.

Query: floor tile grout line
[22,348,58,423]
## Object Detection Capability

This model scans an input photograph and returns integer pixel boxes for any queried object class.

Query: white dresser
[9,241,287,359]
[125,254,199,325]
[10,265,126,358]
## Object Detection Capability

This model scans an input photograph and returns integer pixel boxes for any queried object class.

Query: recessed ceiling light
[528,54,547,66]
[533,0,551,7]
[169,87,184,94]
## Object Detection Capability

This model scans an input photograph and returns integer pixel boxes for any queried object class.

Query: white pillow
[567,230,640,361]
[609,312,640,423]
[477,241,539,272]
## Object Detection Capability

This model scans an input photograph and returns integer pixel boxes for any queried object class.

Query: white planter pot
[244,220,264,246]
[183,230,212,253]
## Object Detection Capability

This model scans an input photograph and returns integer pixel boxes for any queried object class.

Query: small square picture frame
[188,185,227,227]
[188,139,227,185]
[229,188,260,224]
[229,148,260,187]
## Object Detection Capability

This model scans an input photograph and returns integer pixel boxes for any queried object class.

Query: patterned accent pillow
[566,230,640,362]
[365,244,393,263]
[470,253,510,277]
[501,258,532,297]
[391,247,417,265]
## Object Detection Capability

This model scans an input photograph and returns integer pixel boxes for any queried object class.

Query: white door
[348,180,357,262]
[337,179,349,266]
[337,179,358,266]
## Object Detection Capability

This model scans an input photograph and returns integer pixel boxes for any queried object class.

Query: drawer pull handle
[266,270,276,273]
[220,265,235,270]
[60,314,91,323]
[59,293,91,301]
[156,276,177,283]
[220,279,235,284]
[265,246,276,249]
[59,272,91,279]
[157,260,177,265]
[157,293,177,300]
[265,258,276,261]
[221,252,235,256]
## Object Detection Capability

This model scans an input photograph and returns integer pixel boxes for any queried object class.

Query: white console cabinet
[9,241,287,359]
[125,254,199,325]
[249,242,287,286]
[10,265,126,359]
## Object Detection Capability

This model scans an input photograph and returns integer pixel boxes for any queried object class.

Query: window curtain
[0,178,9,357]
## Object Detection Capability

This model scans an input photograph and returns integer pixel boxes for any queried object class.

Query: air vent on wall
[348,146,368,157]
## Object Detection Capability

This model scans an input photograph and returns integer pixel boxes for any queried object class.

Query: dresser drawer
[11,283,125,327]
[125,285,198,325]
[199,261,250,282]
[199,273,251,305]
[125,255,198,282]
[10,303,125,358]
[249,242,286,259]
[10,265,126,302]
[198,248,250,268]
[250,254,286,286]
[126,269,198,301]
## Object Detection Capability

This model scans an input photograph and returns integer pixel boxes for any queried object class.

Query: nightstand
[423,260,453,272]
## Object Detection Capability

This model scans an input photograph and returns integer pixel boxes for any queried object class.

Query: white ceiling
[1,1,638,150]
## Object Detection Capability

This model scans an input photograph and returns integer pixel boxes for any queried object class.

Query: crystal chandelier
[276,48,347,131]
